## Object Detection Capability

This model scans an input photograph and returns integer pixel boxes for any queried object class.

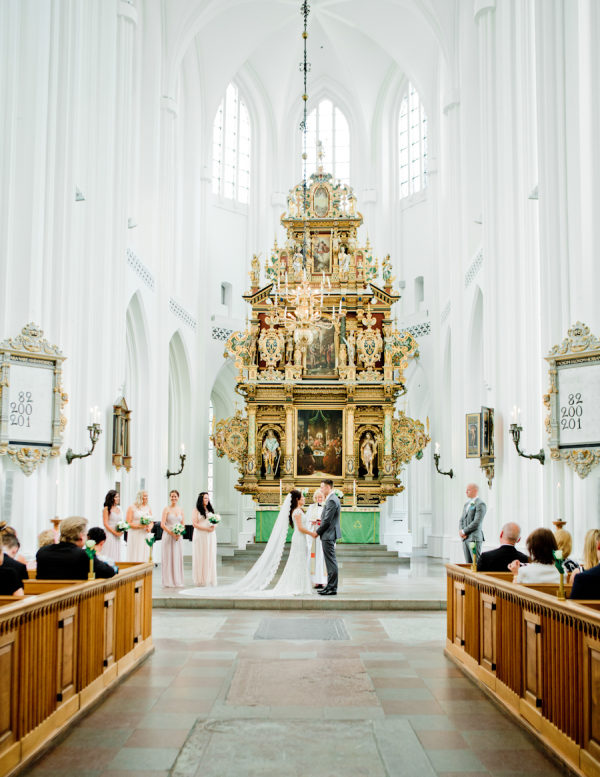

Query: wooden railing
[0,562,153,777]
[446,563,600,777]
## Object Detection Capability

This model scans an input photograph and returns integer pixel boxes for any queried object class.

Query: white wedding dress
[180,494,313,598]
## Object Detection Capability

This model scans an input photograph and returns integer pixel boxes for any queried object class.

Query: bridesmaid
[102,490,122,562]
[191,492,217,586]
[161,489,185,587]
[126,490,153,562]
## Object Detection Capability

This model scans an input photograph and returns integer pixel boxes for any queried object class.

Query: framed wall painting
[480,406,494,456]
[296,407,344,478]
[465,412,481,458]
[311,234,332,273]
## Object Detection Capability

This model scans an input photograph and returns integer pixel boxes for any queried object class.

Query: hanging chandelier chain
[300,1,310,268]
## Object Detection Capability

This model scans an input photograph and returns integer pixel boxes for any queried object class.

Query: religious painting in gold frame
[311,233,332,273]
[305,319,336,377]
[465,412,481,458]
[295,407,344,478]
[312,185,330,217]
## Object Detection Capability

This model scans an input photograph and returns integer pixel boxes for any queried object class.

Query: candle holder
[66,423,102,465]
[508,424,545,465]
[433,452,454,479]
[166,453,186,479]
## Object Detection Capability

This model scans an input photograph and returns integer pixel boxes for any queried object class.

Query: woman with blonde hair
[582,529,600,570]
[126,490,153,562]
[306,488,328,589]
[554,529,581,574]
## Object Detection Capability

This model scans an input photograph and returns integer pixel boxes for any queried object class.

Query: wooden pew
[446,563,600,777]
[0,562,153,777]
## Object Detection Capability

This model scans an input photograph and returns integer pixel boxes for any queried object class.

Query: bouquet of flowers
[116,520,130,533]
[334,488,344,500]
[140,515,152,526]
[172,522,186,539]
[84,539,96,560]
[552,549,564,574]
[300,487,310,498]
[208,513,221,525]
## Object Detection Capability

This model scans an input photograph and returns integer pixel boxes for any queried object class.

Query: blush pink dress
[103,507,122,562]
[192,512,217,586]
[127,507,151,562]
[161,511,184,587]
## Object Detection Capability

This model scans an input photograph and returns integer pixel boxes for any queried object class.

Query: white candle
[55,479,59,518]
[279,479,282,502]
[181,443,185,455]
[557,481,565,518]
[353,480,356,498]
[339,300,342,314]
[435,442,440,455]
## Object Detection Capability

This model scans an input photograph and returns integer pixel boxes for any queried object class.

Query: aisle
[23,610,563,777]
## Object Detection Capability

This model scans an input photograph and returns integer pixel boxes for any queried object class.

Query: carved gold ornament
[392,412,431,470]
[211,410,248,474]
[356,311,383,368]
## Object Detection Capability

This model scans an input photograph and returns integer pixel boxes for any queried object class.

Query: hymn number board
[557,362,600,448]
[0,323,67,475]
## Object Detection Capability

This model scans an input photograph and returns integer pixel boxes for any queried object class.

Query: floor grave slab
[254,616,349,640]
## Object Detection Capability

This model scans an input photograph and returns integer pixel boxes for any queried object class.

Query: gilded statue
[360,431,377,477]
[262,430,280,476]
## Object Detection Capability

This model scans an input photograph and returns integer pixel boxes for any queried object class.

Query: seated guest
[581,529,600,570]
[508,528,560,583]
[570,536,600,600]
[1,526,28,584]
[36,516,116,580]
[554,529,581,574]
[0,549,24,596]
[38,529,56,549]
[477,522,528,571]
[0,522,27,565]
[87,527,118,572]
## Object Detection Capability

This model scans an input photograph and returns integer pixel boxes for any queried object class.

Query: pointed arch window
[305,98,350,183]
[212,83,251,204]
[398,83,428,198]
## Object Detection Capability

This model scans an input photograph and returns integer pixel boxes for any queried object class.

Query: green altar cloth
[255,508,380,544]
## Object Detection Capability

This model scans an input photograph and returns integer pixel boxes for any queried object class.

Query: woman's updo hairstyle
[289,489,302,528]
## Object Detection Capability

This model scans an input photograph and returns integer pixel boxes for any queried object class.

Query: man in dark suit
[316,478,341,595]
[570,539,600,600]
[477,522,528,572]
[37,516,116,580]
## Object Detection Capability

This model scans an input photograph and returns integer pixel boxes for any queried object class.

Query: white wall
[1,0,598,560]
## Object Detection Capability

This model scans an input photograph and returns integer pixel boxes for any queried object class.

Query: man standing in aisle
[459,483,486,563]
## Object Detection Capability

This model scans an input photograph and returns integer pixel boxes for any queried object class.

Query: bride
[180,489,317,598]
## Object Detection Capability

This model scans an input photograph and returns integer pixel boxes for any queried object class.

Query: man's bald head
[500,522,521,545]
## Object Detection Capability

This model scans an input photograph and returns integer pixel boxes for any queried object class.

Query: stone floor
[152,551,448,609]
[23,609,565,777]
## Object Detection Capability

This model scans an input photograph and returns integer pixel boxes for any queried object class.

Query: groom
[316,479,341,596]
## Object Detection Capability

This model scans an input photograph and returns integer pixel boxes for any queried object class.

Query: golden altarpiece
[212,168,430,542]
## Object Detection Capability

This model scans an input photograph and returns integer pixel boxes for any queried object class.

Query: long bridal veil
[180,494,291,597]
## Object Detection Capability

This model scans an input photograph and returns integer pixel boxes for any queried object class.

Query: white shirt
[516,563,560,584]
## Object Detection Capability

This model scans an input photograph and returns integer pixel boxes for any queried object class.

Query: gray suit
[316,493,341,591]
[459,497,486,563]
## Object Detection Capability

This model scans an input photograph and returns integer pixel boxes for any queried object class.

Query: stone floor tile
[153,699,214,714]
[380,699,445,715]
[477,748,560,772]
[406,715,457,731]
[124,729,189,748]
[106,747,180,771]
[34,747,120,771]
[137,712,199,730]
[375,687,435,701]
[63,729,133,749]
[100,772,170,777]
[416,729,468,750]
[370,676,425,689]
[425,748,488,772]
[462,728,536,751]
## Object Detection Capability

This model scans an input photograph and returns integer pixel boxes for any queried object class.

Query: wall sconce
[66,407,102,464]
[508,412,545,465]
[166,444,186,479]
[433,443,453,478]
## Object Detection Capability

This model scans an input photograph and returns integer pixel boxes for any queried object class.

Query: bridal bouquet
[116,520,130,533]
[208,513,221,525]
[172,522,186,538]
[140,515,152,526]
[84,539,96,560]
[300,487,309,498]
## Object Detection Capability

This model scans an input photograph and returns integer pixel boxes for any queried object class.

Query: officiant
[306,489,328,589]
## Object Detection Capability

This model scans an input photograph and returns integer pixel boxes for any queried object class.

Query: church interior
[1,0,599,775]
